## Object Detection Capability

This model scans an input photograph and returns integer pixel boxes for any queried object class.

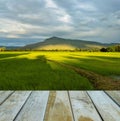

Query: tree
[115,45,120,52]
[106,47,115,52]
[100,48,107,52]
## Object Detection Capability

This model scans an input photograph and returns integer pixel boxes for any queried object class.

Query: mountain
[22,37,119,50]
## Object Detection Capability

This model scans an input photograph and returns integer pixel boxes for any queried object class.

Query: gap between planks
[0,91,14,105]
[69,91,102,121]
[88,91,120,121]
[0,91,31,121]
[14,91,49,121]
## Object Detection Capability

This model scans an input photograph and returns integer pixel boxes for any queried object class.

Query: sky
[0,0,120,46]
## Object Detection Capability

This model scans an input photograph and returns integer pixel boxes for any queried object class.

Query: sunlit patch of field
[0,51,120,90]
[42,52,120,76]
[36,44,75,50]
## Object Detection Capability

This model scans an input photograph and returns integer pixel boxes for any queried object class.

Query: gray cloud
[0,0,120,46]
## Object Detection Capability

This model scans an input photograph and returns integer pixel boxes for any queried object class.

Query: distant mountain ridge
[22,37,119,50]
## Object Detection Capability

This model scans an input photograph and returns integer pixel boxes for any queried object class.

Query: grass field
[0,51,120,90]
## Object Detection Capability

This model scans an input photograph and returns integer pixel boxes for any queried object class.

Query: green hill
[22,37,118,50]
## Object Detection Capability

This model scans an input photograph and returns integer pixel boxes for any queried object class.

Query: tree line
[0,45,120,52]
[100,45,120,52]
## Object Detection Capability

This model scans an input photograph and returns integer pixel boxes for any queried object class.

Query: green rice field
[0,51,120,90]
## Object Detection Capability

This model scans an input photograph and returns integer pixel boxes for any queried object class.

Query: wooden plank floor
[0,91,120,121]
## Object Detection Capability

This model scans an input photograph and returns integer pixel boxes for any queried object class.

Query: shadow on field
[0,55,93,90]
[63,55,120,75]
[58,55,120,89]
[0,53,29,59]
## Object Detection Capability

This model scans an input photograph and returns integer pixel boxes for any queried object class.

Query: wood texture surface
[15,91,49,121]
[0,91,31,121]
[0,91,120,121]
[88,91,120,121]
[106,91,120,106]
[0,91,14,104]
[44,91,74,121]
[69,91,102,121]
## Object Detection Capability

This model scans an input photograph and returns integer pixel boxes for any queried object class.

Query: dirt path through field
[48,60,120,90]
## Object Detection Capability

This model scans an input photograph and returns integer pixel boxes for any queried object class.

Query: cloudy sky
[0,0,120,46]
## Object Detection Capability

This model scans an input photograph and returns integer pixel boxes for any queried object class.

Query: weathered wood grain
[69,91,102,121]
[44,91,74,121]
[14,91,49,121]
[0,91,14,105]
[0,91,120,121]
[88,91,120,121]
[106,91,120,106]
[0,91,31,121]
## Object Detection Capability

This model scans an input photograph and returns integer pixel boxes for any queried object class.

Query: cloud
[45,0,58,8]
[0,0,120,45]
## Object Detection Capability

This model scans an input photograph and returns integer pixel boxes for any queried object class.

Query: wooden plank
[44,91,74,121]
[0,91,14,104]
[88,91,120,121]
[14,91,49,121]
[106,91,120,106]
[69,91,102,121]
[0,91,31,121]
